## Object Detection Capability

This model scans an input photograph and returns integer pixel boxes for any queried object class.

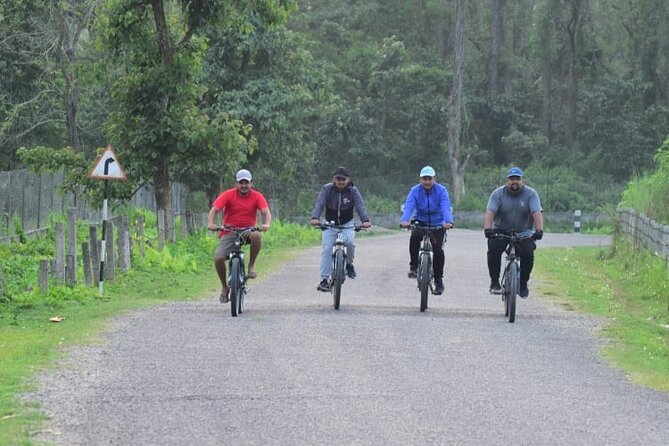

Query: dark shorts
[214,233,249,260]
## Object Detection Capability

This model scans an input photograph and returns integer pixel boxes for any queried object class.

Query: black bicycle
[317,222,363,310]
[494,231,529,323]
[408,221,445,312]
[212,226,258,317]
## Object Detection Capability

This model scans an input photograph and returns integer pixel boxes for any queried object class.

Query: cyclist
[484,166,543,298]
[207,169,271,303]
[399,166,454,295]
[310,167,372,292]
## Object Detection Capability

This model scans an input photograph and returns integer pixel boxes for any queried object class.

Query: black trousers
[487,237,536,286]
[409,227,446,282]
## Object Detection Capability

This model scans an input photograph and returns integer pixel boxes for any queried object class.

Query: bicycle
[316,221,363,310]
[211,226,259,317]
[407,221,446,312]
[494,231,530,323]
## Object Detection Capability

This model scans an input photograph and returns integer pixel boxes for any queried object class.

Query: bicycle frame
[215,226,258,317]
[317,222,362,310]
[495,231,527,323]
[410,222,443,312]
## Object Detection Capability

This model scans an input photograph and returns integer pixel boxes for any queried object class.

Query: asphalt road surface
[29,229,669,445]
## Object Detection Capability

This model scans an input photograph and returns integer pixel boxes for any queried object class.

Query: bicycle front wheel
[507,261,518,323]
[238,261,246,314]
[419,254,431,312]
[229,257,241,317]
[332,249,345,310]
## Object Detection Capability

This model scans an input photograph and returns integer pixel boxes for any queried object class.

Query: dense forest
[1,0,667,218]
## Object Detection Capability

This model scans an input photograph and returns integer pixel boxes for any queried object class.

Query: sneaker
[433,281,444,295]
[317,279,331,292]
[519,284,529,298]
[407,269,417,278]
[489,281,502,295]
[345,263,356,279]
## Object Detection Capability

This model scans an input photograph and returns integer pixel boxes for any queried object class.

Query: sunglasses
[334,176,348,181]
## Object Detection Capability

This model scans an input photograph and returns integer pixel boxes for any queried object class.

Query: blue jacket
[401,183,453,226]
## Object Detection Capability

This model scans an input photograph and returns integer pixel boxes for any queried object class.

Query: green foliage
[620,137,669,223]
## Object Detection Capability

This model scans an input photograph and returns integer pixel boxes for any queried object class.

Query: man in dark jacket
[310,167,372,292]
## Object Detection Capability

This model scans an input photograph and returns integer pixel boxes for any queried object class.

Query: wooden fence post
[89,225,99,285]
[0,264,4,300]
[180,212,188,240]
[105,220,115,281]
[67,208,77,283]
[82,242,92,287]
[39,260,49,295]
[167,210,175,243]
[136,215,145,257]
[55,222,65,283]
[66,254,75,287]
[157,210,165,251]
[118,216,130,273]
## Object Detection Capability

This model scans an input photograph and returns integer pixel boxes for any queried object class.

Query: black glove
[532,230,544,240]
[484,228,495,239]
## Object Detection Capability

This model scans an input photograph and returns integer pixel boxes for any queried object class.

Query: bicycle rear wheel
[332,249,345,310]
[507,261,518,323]
[419,254,431,312]
[229,257,241,317]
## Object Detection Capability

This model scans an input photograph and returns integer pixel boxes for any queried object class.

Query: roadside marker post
[89,145,127,296]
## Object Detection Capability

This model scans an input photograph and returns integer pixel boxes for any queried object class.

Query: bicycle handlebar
[401,220,452,231]
[210,225,259,234]
[314,221,365,232]
[491,232,532,241]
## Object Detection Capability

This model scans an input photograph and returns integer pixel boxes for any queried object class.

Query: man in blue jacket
[400,166,454,295]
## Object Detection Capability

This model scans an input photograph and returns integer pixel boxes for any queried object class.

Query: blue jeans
[320,226,356,279]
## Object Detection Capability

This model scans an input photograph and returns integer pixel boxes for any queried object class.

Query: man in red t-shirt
[207,169,271,303]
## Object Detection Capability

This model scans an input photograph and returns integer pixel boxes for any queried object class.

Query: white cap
[419,166,436,177]
[236,169,252,182]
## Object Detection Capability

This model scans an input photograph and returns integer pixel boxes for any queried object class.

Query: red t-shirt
[212,188,268,236]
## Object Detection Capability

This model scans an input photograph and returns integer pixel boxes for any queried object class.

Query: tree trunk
[489,0,506,96]
[153,159,173,240]
[566,0,582,146]
[447,0,467,204]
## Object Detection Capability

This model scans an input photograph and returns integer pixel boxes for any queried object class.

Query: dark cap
[332,167,350,178]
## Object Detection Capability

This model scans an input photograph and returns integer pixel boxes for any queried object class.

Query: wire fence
[617,208,669,267]
[0,168,186,241]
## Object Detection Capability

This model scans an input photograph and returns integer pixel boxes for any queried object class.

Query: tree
[446,0,467,203]
[99,0,294,233]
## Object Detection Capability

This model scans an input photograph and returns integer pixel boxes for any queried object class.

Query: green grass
[0,220,322,445]
[535,240,669,391]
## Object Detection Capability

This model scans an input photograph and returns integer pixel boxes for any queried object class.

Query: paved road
[30,230,669,445]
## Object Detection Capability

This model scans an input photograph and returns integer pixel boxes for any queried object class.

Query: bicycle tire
[507,260,518,323]
[419,253,430,312]
[229,257,241,317]
[238,261,246,314]
[502,265,509,317]
[332,249,345,310]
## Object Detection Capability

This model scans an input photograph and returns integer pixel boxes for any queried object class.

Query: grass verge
[535,239,669,391]
[0,220,322,445]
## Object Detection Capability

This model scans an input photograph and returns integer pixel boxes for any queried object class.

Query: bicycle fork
[330,240,347,286]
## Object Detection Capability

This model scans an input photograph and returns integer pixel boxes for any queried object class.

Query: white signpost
[89,145,127,296]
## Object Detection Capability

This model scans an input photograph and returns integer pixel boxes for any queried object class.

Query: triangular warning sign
[89,146,127,180]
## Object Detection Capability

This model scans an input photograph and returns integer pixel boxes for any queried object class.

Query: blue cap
[507,167,524,178]
[419,166,436,177]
